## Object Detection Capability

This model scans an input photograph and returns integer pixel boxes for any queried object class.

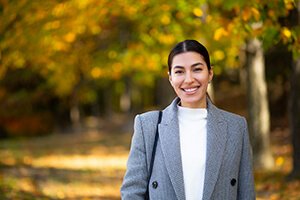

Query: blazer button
[152,181,158,189]
[231,178,237,186]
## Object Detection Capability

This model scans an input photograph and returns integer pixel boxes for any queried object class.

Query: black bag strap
[146,110,162,200]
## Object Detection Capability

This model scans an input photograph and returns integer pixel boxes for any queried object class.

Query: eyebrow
[191,62,204,67]
[173,62,204,69]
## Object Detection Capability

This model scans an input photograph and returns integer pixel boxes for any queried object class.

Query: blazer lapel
[202,100,228,199]
[159,98,186,200]
[158,98,228,200]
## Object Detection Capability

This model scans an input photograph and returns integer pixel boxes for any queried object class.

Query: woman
[121,40,255,200]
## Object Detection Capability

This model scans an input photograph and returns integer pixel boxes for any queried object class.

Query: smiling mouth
[182,87,199,92]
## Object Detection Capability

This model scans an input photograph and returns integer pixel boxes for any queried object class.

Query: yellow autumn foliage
[206,15,212,23]
[176,12,184,19]
[276,157,284,166]
[64,32,76,43]
[158,34,175,44]
[108,50,117,59]
[251,7,260,21]
[162,4,170,11]
[91,25,102,35]
[193,8,203,17]
[227,22,235,33]
[285,3,294,10]
[213,50,225,61]
[1,0,299,106]
[161,15,171,25]
[268,9,276,19]
[149,28,158,36]
[282,27,292,38]
[284,0,295,10]
[76,0,92,10]
[52,3,67,17]
[214,27,228,41]
[242,8,252,21]
[91,67,102,79]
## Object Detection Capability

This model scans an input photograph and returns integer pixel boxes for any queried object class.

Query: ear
[168,72,173,86]
[209,66,214,82]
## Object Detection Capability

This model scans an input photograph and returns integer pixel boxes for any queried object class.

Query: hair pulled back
[168,40,211,72]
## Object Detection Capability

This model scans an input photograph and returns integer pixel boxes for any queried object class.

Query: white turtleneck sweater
[177,105,208,200]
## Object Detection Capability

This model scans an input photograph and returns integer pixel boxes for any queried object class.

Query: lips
[182,87,200,93]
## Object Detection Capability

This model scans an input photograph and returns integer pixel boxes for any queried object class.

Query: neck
[181,98,207,109]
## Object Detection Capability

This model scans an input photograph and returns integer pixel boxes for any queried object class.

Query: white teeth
[184,88,197,92]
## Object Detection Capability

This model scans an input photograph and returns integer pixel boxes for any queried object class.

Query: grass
[0,116,299,200]
[0,124,132,200]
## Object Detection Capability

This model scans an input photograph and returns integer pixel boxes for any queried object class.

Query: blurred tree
[205,0,275,170]
[0,0,299,154]
[206,0,300,170]
[0,68,56,136]
[0,0,214,133]
[289,0,300,179]
[246,38,273,169]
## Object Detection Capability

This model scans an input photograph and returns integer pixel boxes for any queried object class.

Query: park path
[0,115,299,199]
[0,119,132,200]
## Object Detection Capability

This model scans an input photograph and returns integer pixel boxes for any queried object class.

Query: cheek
[196,74,210,83]
[170,76,183,85]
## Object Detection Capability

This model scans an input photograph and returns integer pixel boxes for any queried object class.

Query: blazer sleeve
[120,114,148,200]
[237,117,256,199]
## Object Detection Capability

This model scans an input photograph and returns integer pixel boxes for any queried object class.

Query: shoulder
[137,110,160,122]
[136,97,178,124]
[207,98,245,122]
[218,108,246,122]
[219,109,248,136]
[210,103,247,129]
[211,106,249,143]
[134,110,161,130]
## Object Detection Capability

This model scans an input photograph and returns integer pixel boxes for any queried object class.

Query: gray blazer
[121,97,255,200]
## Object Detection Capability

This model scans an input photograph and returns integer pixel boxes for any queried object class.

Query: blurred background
[1,0,300,199]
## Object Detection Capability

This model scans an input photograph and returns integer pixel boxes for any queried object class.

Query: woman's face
[169,51,213,108]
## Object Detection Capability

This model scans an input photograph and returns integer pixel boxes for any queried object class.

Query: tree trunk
[246,38,274,170]
[289,57,300,179]
[288,0,300,180]
[120,76,131,113]
[154,77,176,108]
[104,82,114,118]
[70,86,82,133]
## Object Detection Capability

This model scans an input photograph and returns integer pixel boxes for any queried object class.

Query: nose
[184,71,194,84]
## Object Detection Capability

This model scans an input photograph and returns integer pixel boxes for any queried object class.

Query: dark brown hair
[168,40,211,72]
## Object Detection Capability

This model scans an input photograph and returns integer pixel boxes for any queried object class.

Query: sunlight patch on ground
[1,175,123,199]
[8,154,129,171]
[41,181,121,199]
[0,128,134,199]
[0,153,129,172]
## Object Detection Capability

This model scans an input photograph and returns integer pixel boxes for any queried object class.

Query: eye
[174,70,184,74]
[194,67,202,72]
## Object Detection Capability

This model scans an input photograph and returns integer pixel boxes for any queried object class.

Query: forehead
[172,51,206,67]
